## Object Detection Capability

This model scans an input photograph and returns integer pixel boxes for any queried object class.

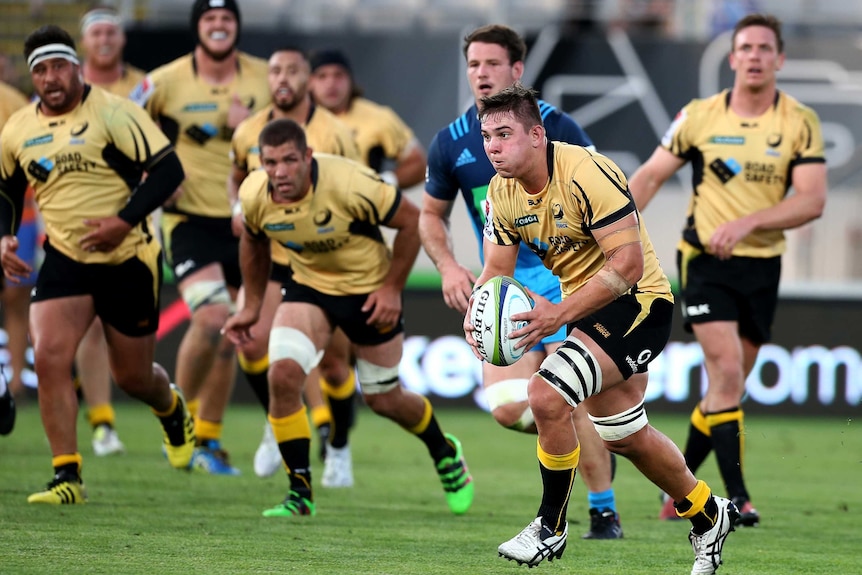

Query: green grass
[1,403,860,574]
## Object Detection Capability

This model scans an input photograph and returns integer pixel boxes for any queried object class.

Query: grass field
[1,401,859,575]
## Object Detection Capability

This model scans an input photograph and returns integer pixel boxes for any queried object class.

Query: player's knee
[536,338,603,408]
[182,280,232,314]
[484,378,535,432]
[526,375,572,422]
[269,327,323,375]
[267,359,306,397]
[189,304,231,342]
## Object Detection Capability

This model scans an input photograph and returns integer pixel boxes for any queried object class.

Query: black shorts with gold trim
[32,239,163,337]
[161,211,241,288]
[572,292,674,380]
[279,273,403,346]
[677,241,780,344]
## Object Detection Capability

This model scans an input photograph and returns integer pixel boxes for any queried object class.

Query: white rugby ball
[469,275,534,366]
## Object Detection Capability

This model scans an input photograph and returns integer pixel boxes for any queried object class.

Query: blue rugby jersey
[425,100,593,274]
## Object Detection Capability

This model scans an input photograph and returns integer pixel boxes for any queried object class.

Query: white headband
[81,10,122,34]
[27,43,80,71]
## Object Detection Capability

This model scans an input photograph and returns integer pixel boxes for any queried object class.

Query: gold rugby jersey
[0,81,29,129]
[93,64,146,98]
[0,85,171,264]
[662,89,825,258]
[132,52,270,217]
[484,142,671,300]
[240,154,399,296]
[336,97,415,173]
[231,103,360,172]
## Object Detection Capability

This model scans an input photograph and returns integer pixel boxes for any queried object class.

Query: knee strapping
[537,338,602,408]
[589,401,649,441]
[182,280,233,313]
[268,327,323,375]
[355,358,400,395]
[484,378,534,431]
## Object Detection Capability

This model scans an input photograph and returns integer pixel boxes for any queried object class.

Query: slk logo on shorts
[685,304,711,317]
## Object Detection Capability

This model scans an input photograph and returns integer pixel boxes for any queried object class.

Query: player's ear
[531,123,545,147]
[511,60,524,82]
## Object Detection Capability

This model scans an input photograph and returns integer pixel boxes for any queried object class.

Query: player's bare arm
[363,195,421,329]
[222,229,270,345]
[228,163,248,236]
[394,142,427,188]
[627,146,685,211]
[511,213,644,351]
[419,193,477,314]
[709,162,826,259]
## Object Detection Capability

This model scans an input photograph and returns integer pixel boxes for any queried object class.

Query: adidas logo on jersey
[455,148,477,168]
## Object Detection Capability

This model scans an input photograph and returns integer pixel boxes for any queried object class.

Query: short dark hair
[463,24,526,65]
[24,25,76,60]
[477,84,543,133]
[259,118,308,154]
[271,45,308,61]
[732,13,783,54]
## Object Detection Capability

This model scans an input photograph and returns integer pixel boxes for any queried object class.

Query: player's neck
[729,84,777,118]
[271,95,312,124]
[519,155,550,195]
[194,46,238,85]
[82,61,122,86]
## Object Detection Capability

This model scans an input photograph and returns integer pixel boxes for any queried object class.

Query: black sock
[536,462,575,534]
[415,415,455,464]
[242,367,270,413]
[328,393,354,449]
[711,418,750,502]
[277,437,312,498]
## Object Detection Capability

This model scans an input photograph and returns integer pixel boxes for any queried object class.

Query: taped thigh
[588,401,649,442]
[537,338,602,408]
[355,358,400,395]
[268,327,324,375]
[181,280,232,313]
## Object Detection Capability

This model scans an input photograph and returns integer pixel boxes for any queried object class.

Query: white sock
[0,374,8,396]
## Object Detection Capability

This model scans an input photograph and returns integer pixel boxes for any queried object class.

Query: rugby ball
[469,276,534,366]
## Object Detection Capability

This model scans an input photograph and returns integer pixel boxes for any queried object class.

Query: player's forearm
[627,167,663,212]
[118,150,184,226]
[418,210,460,272]
[385,227,421,291]
[394,147,426,189]
[746,190,826,233]
[238,233,271,314]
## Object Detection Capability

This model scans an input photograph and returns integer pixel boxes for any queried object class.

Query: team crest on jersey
[553,203,567,228]
[767,133,782,147]
[313,209,333,226]
[70,122,89,137]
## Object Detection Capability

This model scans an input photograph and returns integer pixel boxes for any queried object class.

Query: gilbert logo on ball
[470,276,533,366]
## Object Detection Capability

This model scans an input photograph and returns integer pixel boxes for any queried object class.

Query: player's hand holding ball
[465,276,535,366]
